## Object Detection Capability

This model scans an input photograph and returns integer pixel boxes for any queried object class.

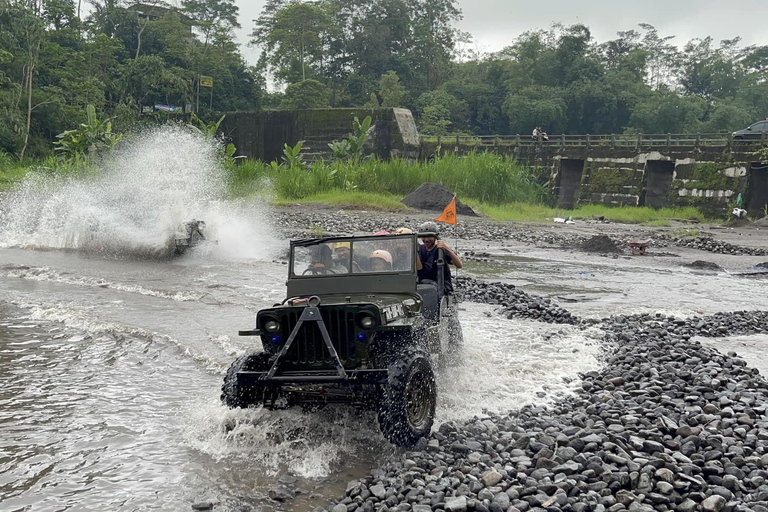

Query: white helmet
[370,250,393,265]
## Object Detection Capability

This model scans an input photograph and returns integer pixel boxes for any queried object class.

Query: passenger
[392,227,417,271]
[369,250,393,272]
[416,221,463,293]
[333,241,365,271]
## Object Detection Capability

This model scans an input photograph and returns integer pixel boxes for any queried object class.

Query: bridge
[421,133,768,215]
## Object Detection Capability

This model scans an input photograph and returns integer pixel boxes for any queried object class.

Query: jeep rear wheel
[377,350,436,446]
[221,352,270,408]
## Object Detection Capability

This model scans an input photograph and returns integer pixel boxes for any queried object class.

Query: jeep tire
[221,352,271,408]
[377,349,436,446]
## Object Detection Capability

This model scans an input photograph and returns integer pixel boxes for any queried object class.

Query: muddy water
[0,246,606,512]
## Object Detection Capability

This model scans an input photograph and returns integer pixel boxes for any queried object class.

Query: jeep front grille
[282,308,356,364]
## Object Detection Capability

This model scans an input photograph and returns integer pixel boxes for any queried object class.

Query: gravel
[274,209,768,258]
[317,310,768,512]
[456,276,578,325]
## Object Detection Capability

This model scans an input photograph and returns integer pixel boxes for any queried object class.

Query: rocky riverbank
[321,310,768,512]
[272,209,768,259]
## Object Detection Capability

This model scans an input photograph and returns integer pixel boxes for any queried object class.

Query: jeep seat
[417,281,439,321]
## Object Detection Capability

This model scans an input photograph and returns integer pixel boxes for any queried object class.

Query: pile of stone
[456,276,579,325]
[668,236,768,257]
[401,183,478,217]
[322,310,768,512]
[579,235,623,254]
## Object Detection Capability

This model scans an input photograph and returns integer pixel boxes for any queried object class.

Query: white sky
[231,0,768,65]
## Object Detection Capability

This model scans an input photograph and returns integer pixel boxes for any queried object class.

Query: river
[0,129,604,512]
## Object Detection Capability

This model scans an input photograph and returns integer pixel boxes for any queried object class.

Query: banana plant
[54,105,122,156]
[282,141,305,169]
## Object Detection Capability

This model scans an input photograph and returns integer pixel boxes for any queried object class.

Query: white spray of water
[0,125,277,260]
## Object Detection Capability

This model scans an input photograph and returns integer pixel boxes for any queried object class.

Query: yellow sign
[200,75,213,88]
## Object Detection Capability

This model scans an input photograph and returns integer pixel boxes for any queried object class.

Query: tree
[252,0,332,83]
[416,89,468,135]
[627,88,706,133]
[280,79,329,109]
[182,0,239,48]
[406,0,462,91]
[377,70,405,108]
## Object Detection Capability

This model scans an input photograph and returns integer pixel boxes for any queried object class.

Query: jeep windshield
[291,235,415,277]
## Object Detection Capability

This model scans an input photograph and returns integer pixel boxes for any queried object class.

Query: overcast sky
[231,0,768,65]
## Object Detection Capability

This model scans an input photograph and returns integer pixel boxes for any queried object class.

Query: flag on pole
[434,195,457,225]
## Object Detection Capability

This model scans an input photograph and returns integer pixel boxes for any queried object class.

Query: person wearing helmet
[416,221,462,293]
[333,241,365,271]
[369,250,393,272]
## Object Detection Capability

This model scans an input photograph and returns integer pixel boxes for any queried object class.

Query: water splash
[0,125,277,260]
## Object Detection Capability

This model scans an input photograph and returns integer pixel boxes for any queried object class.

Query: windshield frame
[289,234,416,279]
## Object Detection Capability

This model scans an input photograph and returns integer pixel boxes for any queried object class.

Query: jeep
[221,232,463,446]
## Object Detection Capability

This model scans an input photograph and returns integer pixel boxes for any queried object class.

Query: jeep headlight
[359,316,374,329]
[264,319,280,333]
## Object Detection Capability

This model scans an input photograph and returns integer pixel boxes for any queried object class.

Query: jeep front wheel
[221,352,270,408]
[377,350,436,446]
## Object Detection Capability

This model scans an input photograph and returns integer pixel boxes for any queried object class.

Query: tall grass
[0,152,97,190]
[228,152,550,205]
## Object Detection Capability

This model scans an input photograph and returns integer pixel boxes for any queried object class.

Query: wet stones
[456,276,578,325]
[684,260,722,271]
[321,308,768,512]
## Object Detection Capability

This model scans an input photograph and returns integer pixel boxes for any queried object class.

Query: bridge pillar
[642,160,675,209]
[747,162,768,217]
[556,159,585,209]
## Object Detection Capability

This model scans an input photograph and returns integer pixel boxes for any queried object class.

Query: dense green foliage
[2,0,768,159]
[0,0,260,157]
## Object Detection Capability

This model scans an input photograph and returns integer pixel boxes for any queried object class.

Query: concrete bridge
[421,134,768,215]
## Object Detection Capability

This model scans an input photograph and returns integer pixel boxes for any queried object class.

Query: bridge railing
[421,132,768,149]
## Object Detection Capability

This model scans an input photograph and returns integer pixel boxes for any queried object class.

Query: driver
[306,243,344,274]
[369,250,393,272]
[416,221,462,293]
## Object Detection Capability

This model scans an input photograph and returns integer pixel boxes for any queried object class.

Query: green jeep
[221,232,463,446]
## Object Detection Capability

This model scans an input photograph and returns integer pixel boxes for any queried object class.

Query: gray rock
[677,499,698,512]
[702,495,726,512]
[482,471,503,487]
[445,496,468,512]
[370,484,386,500]
[268,486,293,502]
[492,492,510,510]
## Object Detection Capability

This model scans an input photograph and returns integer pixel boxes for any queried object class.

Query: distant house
[126,3,194,30]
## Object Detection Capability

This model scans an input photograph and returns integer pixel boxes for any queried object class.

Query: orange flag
[434,196,457,225]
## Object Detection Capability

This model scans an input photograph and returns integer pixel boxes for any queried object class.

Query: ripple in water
[0,125,277,261]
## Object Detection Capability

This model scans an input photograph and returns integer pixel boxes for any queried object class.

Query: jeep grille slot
[283,308,356,364]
